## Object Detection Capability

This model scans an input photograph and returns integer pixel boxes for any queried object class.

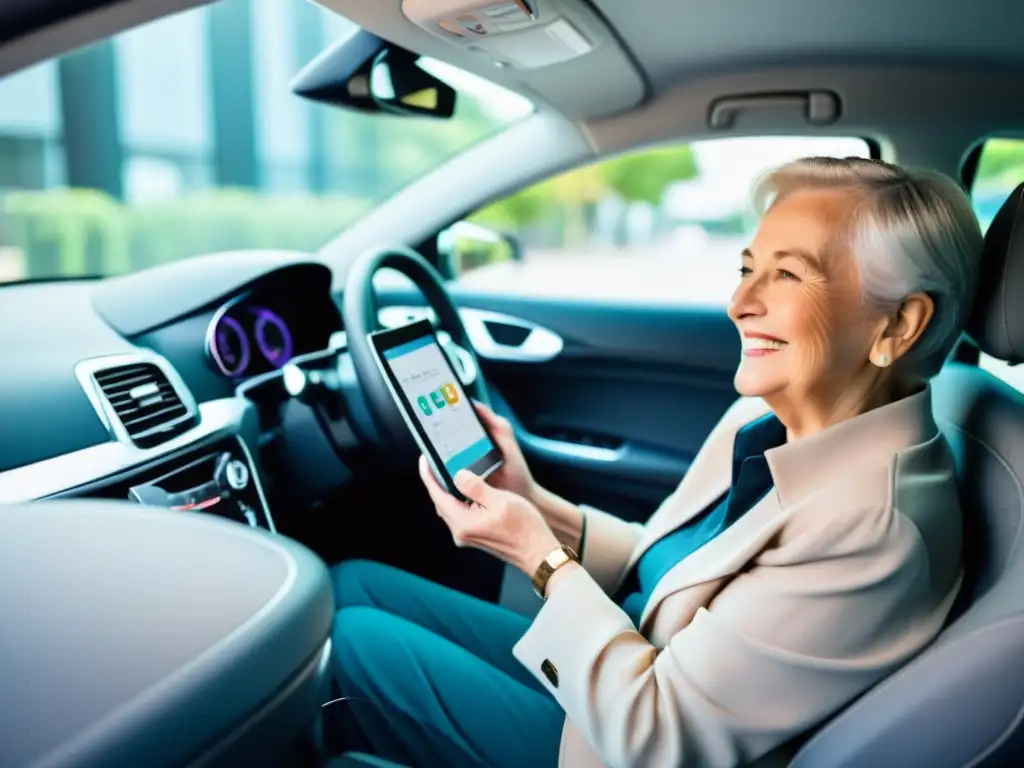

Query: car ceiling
[1,0,1023,168]
[318,0,1024,108]
[598,0,1024,91]
[4,0,1024,100]
[313,0,1024,172]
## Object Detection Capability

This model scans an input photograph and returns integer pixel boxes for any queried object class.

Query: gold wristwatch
[532,545,579,598]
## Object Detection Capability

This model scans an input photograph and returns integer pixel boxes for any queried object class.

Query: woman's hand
[474,402,537,502]
[419,456,560,577]
[476,402,587,551]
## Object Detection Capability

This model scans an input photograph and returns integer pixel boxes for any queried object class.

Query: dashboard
[0,245,558,554]
[0,252,349,507]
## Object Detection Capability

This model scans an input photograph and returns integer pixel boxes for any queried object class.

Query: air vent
[82,357,199,448]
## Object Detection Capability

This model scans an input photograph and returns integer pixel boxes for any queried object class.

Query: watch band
[531,545,579,598]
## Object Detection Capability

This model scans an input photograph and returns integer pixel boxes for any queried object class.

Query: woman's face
[728,189,883,407]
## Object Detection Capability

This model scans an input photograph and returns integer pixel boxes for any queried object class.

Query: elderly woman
[330,157,983,768]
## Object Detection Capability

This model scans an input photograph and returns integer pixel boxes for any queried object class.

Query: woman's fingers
[453,470,503,509]
[473,401,510,434]
[419,456,479,544]
[418,456,451,509]
[419,457,477,520]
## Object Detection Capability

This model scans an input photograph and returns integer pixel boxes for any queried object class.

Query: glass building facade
[0,0,523,281]
[0,0,360,204]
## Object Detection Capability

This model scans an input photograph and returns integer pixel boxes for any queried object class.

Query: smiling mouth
[742,337,788,355]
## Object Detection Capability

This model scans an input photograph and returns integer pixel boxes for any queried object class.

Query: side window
[439,136,871,304]
[972,139,1024,388]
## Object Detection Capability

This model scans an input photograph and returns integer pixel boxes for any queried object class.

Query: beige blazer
[513,386,963,768]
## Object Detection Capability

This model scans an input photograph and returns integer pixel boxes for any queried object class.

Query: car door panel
[374,286,740,524]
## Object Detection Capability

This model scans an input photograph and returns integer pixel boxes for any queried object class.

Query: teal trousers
[330,560,564,767]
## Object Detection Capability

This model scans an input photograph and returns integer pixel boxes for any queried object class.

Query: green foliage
[1,87,522,280]
[4,188,371,279]
[975,138,1024,192]
[468,183,549,231]
[469,144,699,231]
[5,188,128,277]
[601,144,698,204]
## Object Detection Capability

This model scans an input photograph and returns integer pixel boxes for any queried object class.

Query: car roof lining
[1,0,1023,179]
[315,0,649,119]
[588,65,1024,175]
[593,0,1024,91]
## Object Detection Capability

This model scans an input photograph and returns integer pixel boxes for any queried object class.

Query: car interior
[1,0,1023,766]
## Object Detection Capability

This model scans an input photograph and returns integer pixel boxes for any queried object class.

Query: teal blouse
[617,413,787,626]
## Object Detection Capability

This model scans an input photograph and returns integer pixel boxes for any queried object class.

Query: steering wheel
[341,245,492,454]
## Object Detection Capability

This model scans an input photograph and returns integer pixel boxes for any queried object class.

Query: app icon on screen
[430,390,447,409]
[442,383,460,405]
[417,396,432,416]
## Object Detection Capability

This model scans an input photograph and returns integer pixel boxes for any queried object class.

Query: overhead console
[314,0,647,117]
[404,0,595,70]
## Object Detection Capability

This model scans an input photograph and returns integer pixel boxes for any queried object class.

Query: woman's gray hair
[753,157,984,378]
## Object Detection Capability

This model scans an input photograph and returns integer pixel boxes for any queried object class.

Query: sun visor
[402,0,596,70]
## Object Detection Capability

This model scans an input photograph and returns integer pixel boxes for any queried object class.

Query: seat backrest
[791,184,1024,768]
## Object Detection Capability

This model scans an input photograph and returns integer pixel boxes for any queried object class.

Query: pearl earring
[879,354,889,366]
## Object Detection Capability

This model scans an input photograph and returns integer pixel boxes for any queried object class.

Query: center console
[65,436,276,532]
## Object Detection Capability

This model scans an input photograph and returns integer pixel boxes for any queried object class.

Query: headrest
[967,183,1024,362]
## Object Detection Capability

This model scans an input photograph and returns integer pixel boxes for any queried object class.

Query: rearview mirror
[369,48,456,119]
[437,221,523,277]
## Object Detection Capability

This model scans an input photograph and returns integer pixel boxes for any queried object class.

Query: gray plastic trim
[462,307,565,362]
[520,431,623,463]
[0,398,258,505]
[2,500,334,767]
[192,640,332,766]
[378,305,564,363]
[233,435,277,534]
[75,351,200,447]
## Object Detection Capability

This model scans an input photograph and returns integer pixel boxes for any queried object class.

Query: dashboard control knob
[224,459,250,491]
[282,364,307,398]
[282,362,340,407]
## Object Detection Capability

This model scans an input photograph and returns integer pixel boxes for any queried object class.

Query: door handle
[460,308,564,363]
[377,305,564,363]
[519,430,623,463]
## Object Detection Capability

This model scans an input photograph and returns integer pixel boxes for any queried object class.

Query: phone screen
[383,335,498,477]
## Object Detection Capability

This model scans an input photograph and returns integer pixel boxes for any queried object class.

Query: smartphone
[368,319,503,501]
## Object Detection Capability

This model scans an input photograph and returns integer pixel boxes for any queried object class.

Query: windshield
[0,1,532,283]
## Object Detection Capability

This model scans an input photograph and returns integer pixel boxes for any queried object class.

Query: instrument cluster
[206,291,339,380]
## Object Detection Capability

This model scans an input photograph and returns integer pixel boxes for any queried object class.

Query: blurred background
[0,0,525,282]
[0,0,1022,307]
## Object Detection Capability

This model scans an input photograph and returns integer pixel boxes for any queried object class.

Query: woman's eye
[738,266,752,277]
[778,269,799,281]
